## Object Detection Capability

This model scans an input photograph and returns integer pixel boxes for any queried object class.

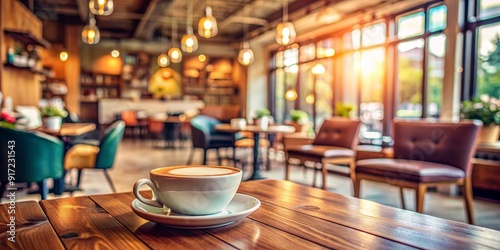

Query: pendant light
[168,18,183,63]
[275,0,296,46]
[198,0,218,38]
[82,14,100,45]
[181,0,198,53]
[285,87,298,100]
[89,0,114,16]
[158,28,170,67]
[238,1,254,66]
[59,51,68,62]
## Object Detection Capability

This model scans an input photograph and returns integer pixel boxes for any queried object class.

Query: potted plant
[286,109,310,133]
[254,108,271,129]
[460,95,500,143]
[335,102,355,118]
[41,105,68,130]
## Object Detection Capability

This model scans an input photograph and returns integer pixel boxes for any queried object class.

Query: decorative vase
[285,121,309,134]
[256,116,269,130]
[477,125,500,144]
[43,116,62,130]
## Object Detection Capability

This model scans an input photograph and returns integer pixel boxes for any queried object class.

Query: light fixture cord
[172,18,178,46]
[283,0,288,22]
[188,0,193,34]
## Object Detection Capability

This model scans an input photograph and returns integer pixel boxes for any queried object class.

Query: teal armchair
[0,127,64,200]
[64,121,125,192]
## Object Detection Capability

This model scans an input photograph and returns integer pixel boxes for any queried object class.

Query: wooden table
[1,180,499,249]
[150,116,191,148]
[216,124,295,180]
[34,123,96,137]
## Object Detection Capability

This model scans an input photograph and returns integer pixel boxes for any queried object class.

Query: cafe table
[150,115,191,148]
[215,124,295,180]
[1,180,500,249]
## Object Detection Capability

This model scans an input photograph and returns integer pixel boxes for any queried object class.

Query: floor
[7,138,500,231]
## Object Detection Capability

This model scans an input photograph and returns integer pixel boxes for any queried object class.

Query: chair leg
[463,177,475,224]
[187,148,195,165]
[266,147,271,170]
[76,169,83,189]
[353,177,361,198]
[285,154,291,180]
[321,161,328,190]
[203,149,208,165]
[216,149,222,165]
[0,182,6,199]
[38,179,48,200]
[312,164,319,188]
[103,169,116,193]
[400,187,406,209]
[416,184,427,213]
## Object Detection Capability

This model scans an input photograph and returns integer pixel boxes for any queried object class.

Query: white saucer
[131,193,261,229]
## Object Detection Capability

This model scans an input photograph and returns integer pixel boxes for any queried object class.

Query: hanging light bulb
[158,54,170,67]
[89,0,114,16]
[276,0,296,45]
[182,0,198,53]
[238,43,254,66]
[312,62,325,75]
[169,19,183,63]
[59,51,68,62]
[82,16,100,45]
[305,92,315,104]
[111,50,120,58]
[198,5,218,38]
[285,88,298,100]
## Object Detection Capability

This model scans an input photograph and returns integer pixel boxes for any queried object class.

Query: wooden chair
[285,117,361,190]
[353,120,481,224]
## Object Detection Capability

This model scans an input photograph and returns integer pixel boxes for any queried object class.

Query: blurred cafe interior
[1,0,500,245]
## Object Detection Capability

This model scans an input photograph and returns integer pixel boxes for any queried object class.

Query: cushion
[287,145,355,159]
[64,145,100,170]
[356,158,465,182]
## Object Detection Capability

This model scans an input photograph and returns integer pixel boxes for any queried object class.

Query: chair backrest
[95,121,125,169]
[199,105,240,123]
[121,110,138,125]
[148,119,164,134]
[312,117,361,149]
[0,127,64,183]
[190,115,221,148]
[393,120,482,173]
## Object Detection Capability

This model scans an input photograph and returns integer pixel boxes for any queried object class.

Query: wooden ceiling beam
[75,0,88,22]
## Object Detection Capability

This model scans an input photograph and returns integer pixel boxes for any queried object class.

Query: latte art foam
[152,166,239,177]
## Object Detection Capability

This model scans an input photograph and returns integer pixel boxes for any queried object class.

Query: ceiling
[21,0,432,43]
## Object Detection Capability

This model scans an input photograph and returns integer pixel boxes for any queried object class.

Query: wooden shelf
[81,84,120,88]
[3,62,44,75]
[4,29,51,48]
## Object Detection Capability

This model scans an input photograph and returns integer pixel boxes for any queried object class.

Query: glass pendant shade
[275,22,296,46]
[238,42,254,66]
[89,0,114,16]
[158,54,170,67]
[168,47,183,63]
[82,18,100,45]
[305,93,315,104]
[285,88,298,101]
[198,6,218,38]
[181,28,198,53]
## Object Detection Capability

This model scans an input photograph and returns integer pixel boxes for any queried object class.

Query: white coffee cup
[230,118,247,129]
[133,165,242,215]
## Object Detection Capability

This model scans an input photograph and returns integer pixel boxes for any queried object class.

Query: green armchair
[64,121,125,192]
[0,127,64,200]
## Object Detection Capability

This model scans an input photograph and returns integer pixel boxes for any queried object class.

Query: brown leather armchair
[285,117,361,190]
[353,120,481,224]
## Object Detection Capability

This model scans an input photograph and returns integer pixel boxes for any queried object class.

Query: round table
[215,124,295,180]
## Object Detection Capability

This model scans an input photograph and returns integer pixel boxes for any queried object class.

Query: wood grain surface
[0,201,63,250]
[238,180,500,249]
[3,180,500,249]
[40,196,148,249]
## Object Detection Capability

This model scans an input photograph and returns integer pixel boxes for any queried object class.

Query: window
[360,48,385,138]
[344,29,360,50]
[397,12,425,39]
[317,39,335,58]
[476,23,500,97]
[362,23,386,46]
[479,0,500,20]
[396,39,424,118]
[300,43,316,62]
[429,5,447,32]
[427,34,446,117]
